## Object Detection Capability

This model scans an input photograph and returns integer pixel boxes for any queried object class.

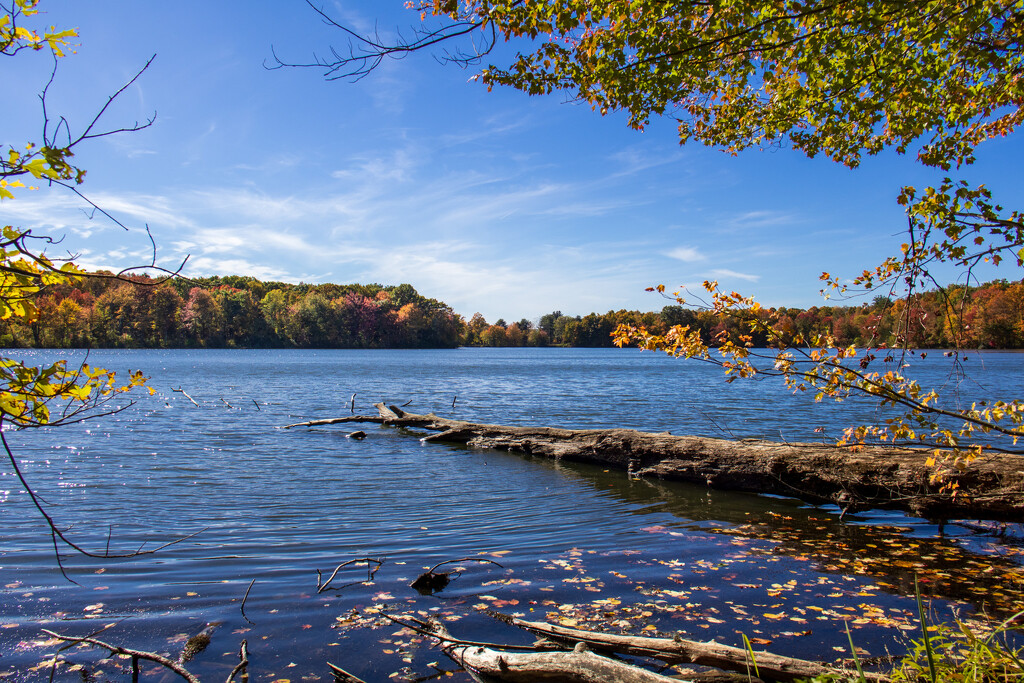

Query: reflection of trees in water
[549,457,1024,619]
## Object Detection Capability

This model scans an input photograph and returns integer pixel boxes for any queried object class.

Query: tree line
[6,275,1022,350]
[477,279,1024,349]
[4,275,463,349]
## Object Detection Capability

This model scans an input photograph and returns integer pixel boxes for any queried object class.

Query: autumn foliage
[11,274,1023,351]
[5,275,464,349]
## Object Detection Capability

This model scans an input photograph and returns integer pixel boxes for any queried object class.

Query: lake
[1,347,1022,681]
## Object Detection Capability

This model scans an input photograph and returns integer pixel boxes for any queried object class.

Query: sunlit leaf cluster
[0,0,75,58]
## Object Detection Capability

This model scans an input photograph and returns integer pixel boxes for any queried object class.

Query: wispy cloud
[710,268,761,282]
[182,256,295,282]
[666,246,705,262]
[331,145,419,183]
[608,144,685,177]
[728,210,793,229]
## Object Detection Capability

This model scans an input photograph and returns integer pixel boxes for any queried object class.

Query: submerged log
[282,404,1024,521]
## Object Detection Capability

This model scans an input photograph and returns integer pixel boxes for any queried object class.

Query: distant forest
[5,274,1023,350]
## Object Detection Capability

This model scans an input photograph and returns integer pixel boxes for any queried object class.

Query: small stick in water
[172,388,199,407]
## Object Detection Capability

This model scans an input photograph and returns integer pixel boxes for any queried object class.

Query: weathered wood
[495,615,886,682]
[283,404,1024,520]
[282,415,386,427]
[445,642,684,683]
[394,614,775,682]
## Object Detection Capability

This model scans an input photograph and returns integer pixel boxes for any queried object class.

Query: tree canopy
[293,0,1024,484]
[294,1,1021,163]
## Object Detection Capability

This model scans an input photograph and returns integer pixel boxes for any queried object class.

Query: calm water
[1,348,1022,681]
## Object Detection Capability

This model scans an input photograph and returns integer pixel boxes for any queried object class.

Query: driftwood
[413,617,682,683]
[446,641,682,683]
[491,613,886,683]
[388,614,866,683]
[171,387,200,407]
[282,404,1024,520]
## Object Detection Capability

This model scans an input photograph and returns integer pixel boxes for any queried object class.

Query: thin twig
[317,557,384,593]
[225,640,249,683]
[423,557,503,575]
[240,578,256,625]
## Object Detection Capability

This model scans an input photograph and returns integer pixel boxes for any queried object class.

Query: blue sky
[4,1,1022,322]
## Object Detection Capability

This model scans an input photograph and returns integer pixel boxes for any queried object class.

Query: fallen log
[389,612,878,683]
[389,614,789,682]
[410,616,686,683]
[490,613,885,682]
[282,404,1024,521]
[445,641,683,683]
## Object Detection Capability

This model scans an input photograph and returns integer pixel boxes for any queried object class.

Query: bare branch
[316,557,383,593]
[65,55,158,146]
[41,629,200,683]
[267,1,494,81]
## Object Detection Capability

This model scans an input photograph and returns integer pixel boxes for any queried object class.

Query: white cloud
[182,256,294,282]
[666,246,705,262]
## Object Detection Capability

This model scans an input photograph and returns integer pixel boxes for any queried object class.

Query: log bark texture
[283,404,1024,520]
